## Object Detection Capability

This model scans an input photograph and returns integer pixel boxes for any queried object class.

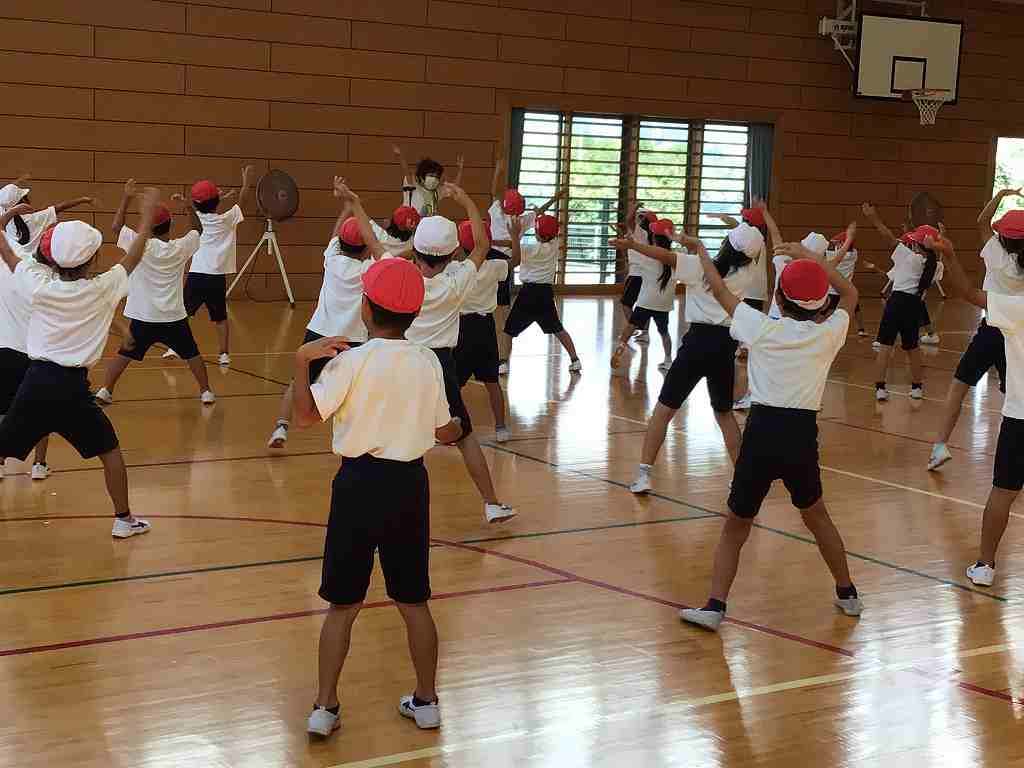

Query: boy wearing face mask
[393,146,464,217]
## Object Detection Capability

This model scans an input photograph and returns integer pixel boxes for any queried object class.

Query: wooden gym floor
[1,295,1022,768]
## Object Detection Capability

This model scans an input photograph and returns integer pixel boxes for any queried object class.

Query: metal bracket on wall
[819,0,928,71]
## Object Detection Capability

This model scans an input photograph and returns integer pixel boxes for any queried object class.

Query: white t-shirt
[371,220,411,252]
[462,259,509,316]
[306,238,372,341]
[519,239,559,284]
[407,259,477,349]
[827,248,858,296]
[985,293,1024,419]
[887,243,944,294]
[731,302,850,411]
[627,228,655,277]
[488,201,537,258]
[768,254,790,319]
[0,258,34,353]
[15,261,129,368]
[745,242,768,300]
[981,236,1024,296]
[118,227,200,323]
[311,338,451,461]
[635,255,676,313]
[189,205,244,275]
[675,251,752,326]
[4,207,57,261]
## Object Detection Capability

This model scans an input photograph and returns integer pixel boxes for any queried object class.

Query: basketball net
[910,89,951,126]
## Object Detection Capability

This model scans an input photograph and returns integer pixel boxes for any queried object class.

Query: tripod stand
[227,218,296,307]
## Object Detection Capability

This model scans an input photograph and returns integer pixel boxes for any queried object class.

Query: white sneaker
[268,424,289,448]
[657,360,672,372]
[398,695,441,729]
[218,353,231,366]
[858,329,868,337]
[876,387,889,402]
[834,597,864,616]
[920,332,940,345]
[200,390,216,405]
[498,361,509,375]
[485,503,516,524]
[927,443,952,471]
[630,470,652,494]
[162,348,179,359]
[94,387,113,405]
[568,359,582,373]
[872,341,881,352]
[494,426,511,443]
[909,386,924,400]
[307,706,340,737]
[734,394,752,411]
[679,607,724,631]
[30,462,49,481]
[635,330,649,344]
[112,516,152,539]
[966,562,995,587]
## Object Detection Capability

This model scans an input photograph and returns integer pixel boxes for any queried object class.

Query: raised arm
[443,183,487,268]
[696,245,742,317]
[827,221,857,268]
[452,154,465,186]
[237,164,255,206]
[756,200,782,251]
[392,144,413,184]
[862,202,899,248]
[0,205,32,271]
[53,195,94,214]
[775,241,859,317]
[714,213,740,228]
[117,187,160,276]
[292,335,351,428]
[491,156,505,202]
[623,200,641,235]
[608,236,676,268]
[508,215,523,268]
[535,188,566,217]
[333,177,386,259]
[929,235,985,310]
[111,179,135,241]
[978,188,1021,242]
[10,173,30,188]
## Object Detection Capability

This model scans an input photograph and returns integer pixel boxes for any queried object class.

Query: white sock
[639,463,651,474]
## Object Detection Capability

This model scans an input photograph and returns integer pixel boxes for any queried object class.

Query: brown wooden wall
[1,0,1020,299]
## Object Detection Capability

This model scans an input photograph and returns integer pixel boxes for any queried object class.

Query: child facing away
[0,189,163,538]
[291,257,463,737]
[94,179,213,406]
[165,164,254,366]
[680,240,863,631]
[393,145,463,217]
[0,174,94,260]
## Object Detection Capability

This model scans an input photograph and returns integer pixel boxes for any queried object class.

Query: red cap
[458,219,492,253]
[153,205,172,228]
[502,189,526,216]
[779,259,829,310]
[191,180,220,204]
[39,225,56,264]
[337,217,364,247]
[899,230,915,246]
[993,210,1024,240]
[741,207,765,229]
[639,209,657,223]
[361,258,424,314]
[651,218,675,237]
[392,205,421,232]
[536,214,559,241]
[906,224,940,246]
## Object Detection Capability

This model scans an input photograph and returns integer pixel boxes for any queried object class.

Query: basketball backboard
[855,13,963,102]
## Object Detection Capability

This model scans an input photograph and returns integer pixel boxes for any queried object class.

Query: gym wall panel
[1,0,1015,299]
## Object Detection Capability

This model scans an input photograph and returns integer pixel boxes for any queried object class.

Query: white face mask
[423,175,441,191]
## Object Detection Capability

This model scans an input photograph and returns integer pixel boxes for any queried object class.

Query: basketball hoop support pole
[226,217,296,308]
[821,0,929,71]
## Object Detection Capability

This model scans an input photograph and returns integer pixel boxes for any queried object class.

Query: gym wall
[0,0,1019,300]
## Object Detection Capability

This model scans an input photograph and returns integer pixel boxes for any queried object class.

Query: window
[510,110,758,286]
[994,137,1024,217]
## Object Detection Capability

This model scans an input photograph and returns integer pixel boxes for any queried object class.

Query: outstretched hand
[296,335,351,364]
[774,242,821,261]
[333,176,358,202]
[440,182,470,205]
[508,215,522,240]
[1,203,33,224]
[609,237,633,249]
[123,179,136,197]
[861,202,876,218]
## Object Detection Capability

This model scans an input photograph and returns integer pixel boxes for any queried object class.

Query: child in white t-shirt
[370,205,421,255]
[393,145,463,217]
[342,181,517,525]
[933,232,1024,588]
[823,227,867,335]
[619,203,658,331]
[0,175,94,260]
[504,215,582,373]
[679,242,863,631]
[269,178,384,449]
[0,190,163,539]
[94,179,211,407]
[929,190,1024,473]
[171,164,253,366]
[290,256,462,737]
[610,218,677,372]
[453,219,511,442]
